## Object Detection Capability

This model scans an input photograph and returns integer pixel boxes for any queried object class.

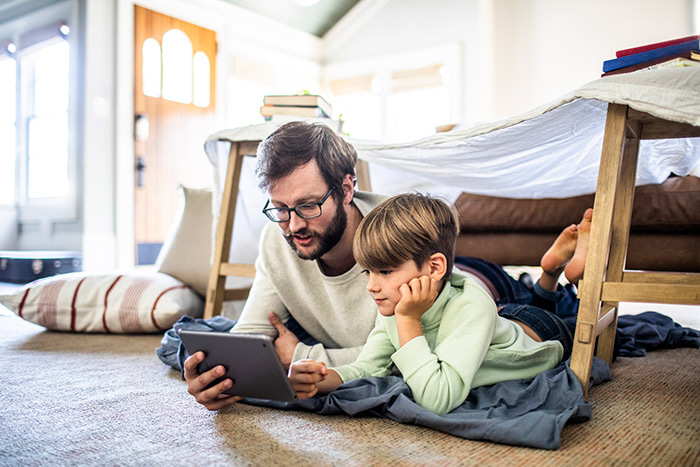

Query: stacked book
[602,34,700,77]
[260,94,333,120]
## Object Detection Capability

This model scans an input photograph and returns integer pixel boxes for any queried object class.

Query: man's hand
[394,275,438,320]
[183,351,241,411]
[268,312,300,369]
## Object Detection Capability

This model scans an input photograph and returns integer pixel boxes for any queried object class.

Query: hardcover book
[262,94,332,117]
[602,51,699,76]
[260,104,330,119]
[603,39,700,73]
[615,34,699,57]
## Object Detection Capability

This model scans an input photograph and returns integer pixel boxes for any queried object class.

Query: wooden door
[133,6,216,264]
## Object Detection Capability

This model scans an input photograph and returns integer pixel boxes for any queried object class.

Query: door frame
[114,0,227,269]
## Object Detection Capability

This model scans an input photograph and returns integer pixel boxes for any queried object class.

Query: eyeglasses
[262,188,333,223]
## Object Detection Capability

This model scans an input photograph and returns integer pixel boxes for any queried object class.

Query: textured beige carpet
[1,309,698,466]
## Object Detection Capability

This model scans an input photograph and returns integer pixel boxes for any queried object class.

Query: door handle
[136,157,146,187]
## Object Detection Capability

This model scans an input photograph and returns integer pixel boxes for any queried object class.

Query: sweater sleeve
[230,250,289,338]
[332,315,397,382]
[391,290,497,415]
[292,342,365,368]
[232,253,365,367]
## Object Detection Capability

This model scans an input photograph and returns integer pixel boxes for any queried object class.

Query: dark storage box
[0,251,82,284]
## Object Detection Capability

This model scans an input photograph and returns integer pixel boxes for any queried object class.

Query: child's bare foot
[564,208,593,284]
[538,223,578,292]
[541,224,578,275]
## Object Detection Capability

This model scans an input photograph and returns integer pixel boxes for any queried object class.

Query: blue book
[602,39,700,72]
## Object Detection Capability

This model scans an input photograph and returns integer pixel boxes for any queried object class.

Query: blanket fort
[205,67,700,202]
[203,67,700,266]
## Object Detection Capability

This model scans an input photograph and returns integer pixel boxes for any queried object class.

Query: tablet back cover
[180,331,298,403]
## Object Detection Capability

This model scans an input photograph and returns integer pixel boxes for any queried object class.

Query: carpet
[0,309,698,465]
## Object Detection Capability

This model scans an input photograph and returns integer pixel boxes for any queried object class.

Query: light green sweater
[333,271,564,414]
[231,191,388,367]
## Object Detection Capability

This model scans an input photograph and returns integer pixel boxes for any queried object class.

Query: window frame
[323,42,463,142]
[0,1,78,223]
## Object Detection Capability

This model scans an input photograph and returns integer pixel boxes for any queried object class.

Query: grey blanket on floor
[159,312,699,450]
[246,358,609,450]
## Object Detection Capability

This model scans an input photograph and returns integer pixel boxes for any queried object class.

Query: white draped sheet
[203,67,700,264]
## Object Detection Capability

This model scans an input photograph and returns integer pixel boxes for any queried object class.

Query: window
[142,38,161,98]
[22,38,70,199]
[387,64,451,142]
[0,53,16,205]
[1,16,74,220]
[325,44,461,143]
[141,29,211,108]
[330,75,381,140]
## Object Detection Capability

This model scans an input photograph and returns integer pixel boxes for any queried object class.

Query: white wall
[491,0,695,118]
[322,0,696,123]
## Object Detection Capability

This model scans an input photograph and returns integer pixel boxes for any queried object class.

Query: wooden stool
[570,103,700,397]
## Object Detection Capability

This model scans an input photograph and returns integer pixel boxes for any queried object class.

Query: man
[185,121,388,410]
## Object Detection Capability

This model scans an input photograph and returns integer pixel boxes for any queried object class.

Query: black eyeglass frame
[262,188,334,223]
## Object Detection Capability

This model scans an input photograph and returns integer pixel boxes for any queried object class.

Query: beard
[284,198,347,261]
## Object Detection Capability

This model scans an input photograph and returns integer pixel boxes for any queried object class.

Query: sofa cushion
[454,175,700,233]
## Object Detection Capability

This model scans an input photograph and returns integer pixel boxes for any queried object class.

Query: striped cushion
[0,272,203,333]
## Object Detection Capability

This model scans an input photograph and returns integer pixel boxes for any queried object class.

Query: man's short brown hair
[353,193,459,280]
[255,121,357,199]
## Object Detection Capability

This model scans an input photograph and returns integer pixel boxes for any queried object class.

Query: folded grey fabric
[248,358,610,450]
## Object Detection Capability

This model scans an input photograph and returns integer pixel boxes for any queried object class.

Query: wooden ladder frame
[570,104,700,397]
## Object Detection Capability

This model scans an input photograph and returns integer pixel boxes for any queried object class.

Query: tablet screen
[179,330,298,403]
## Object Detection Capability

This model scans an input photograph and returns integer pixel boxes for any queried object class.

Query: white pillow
[0,271,203,333]
[156,185,213,296]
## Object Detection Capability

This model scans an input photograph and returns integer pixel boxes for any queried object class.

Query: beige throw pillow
[0,271,203,333]
[155,185,213,296]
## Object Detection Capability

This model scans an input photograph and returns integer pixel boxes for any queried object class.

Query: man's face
[267,161,347,261]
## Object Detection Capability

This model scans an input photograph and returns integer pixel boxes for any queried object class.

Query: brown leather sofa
[453,175,700,272]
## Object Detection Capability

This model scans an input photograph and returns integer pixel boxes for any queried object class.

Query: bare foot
[541,224,578,275]
[565,208,593,284]
[538,223,578,292]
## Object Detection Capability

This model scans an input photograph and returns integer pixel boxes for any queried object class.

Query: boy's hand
[288,359,328,399]
[394,275,438,320]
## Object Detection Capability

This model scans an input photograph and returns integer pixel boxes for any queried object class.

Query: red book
[616,35,700,57]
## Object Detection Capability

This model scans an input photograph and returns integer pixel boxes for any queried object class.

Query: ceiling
[220,0,362,37]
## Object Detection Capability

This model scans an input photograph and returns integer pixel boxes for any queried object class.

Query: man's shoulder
[353,191,390,215]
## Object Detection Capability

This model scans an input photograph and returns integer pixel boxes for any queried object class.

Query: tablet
[179,330,298,403]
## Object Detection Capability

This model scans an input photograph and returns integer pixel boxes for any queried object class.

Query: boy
[288,193,564,415]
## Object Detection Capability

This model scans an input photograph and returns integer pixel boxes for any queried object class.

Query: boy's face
[364,260,430,317]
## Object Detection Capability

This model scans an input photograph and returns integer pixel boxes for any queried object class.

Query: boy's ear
[428,253,447,281]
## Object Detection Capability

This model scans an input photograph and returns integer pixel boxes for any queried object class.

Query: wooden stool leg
[570,104,628,397]
[204,142,244,319]
[596,119,641,363]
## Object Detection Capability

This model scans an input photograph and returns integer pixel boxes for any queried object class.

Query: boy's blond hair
[353,193,459,281]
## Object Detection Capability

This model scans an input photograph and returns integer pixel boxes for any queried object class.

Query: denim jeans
[455,256,578,359]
